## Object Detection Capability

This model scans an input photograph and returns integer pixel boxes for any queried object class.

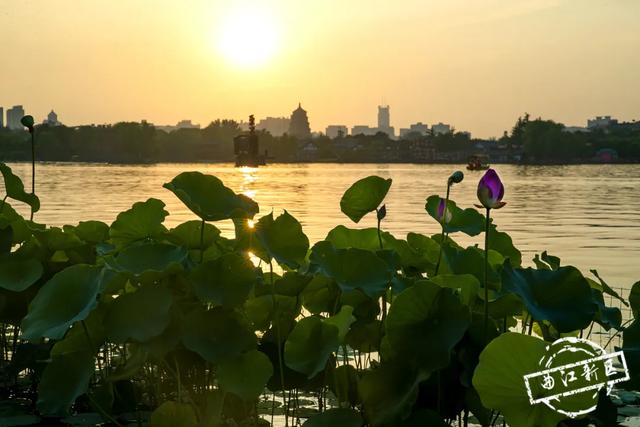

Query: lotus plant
[434,170,464,274]
[20,115,36,220]
[475,168,506,341]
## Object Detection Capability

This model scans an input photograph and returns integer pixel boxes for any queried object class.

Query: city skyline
[2,0,639,138]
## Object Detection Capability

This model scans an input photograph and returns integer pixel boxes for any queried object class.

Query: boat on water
[467,154,490,171]
[234,115,267,167]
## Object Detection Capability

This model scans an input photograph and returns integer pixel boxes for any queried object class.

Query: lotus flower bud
[21,115,34,133]
[476,168,506,210]
[448,171,464,185]
[437,198,453,224]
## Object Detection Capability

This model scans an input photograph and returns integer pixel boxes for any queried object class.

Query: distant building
[399,122,429,138]
[0,107,3,128]
[563,126,590,133]
[156,119,200,133]
[377,105,394,138]
[325,125,348,139]
[176,120,200,129]
[288,103,311,139]
[588,116,618,129]
[432,122,452,136]
[351,125,378,136]
[256,116,290,136]
[6,105,25,130]
[44,110,61,126]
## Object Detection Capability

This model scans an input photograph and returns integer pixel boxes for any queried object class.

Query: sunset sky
[1,0,639,138]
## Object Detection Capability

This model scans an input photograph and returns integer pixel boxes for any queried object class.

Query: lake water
[4,162,640,291]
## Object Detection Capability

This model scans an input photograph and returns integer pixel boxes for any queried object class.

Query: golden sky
[1,0,639,138]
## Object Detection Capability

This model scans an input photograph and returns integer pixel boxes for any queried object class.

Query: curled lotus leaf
[163,171,258,221]
[255,210,309,269]
[340,176,392,223]
[502,263,596,333]
[0,162,40,213]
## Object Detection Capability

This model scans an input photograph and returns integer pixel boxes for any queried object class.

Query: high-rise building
[257,117,290,136]
[325,125,348,138]
[376,105,394,138]
[378,105,390,129]
[0,107,3,128]
[288,103,311,139]
[6,105,25,130]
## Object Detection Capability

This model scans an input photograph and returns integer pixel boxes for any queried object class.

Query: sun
[217,5,279,68]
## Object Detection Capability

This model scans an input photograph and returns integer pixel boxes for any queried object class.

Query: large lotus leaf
[0,202,31,244]
[622,319,640,390]
[631,281,640,319]
[502,264,596,333]
[190,252,257,307]
[105,284,172,343]
[0,224,12,254]
[325,305,356,342]
[244,295,274,330]
[284,315,340,378]
[167,220,220,249]
[429,274,480,306]
[359,363,421,427]
[489,226,522,267]
[32,226,84,251]
[485,292,524,318]
[346,319,382,353]
[163,172,258,221]
[217,349,273,400]
[302,408,363,427]
[443,245,503,290]
[182,307,256,363]
[340,176,392,223]
[255,211,309,269]
[385,280,470,375]
[405,232,440,272]
[37,350,95,416]
[0,163,40,213]
[326,225,382,250]
[340,289,380,322]
[105,242,187,278]
[21,265,105,340]
[326,226,433,272]
[472,333,567,427]
[51,306,106,356]
[64,221,109,244]
[150,401,197,427]
[329,364,360,406]
[424,195,484,236]
[301,275,340,314]
[274,272,312,296]
[310,241,391,298]
[109,198,168,248]
[0,253,42,292]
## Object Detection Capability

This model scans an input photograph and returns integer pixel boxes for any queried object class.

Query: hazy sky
[1,0,639,138]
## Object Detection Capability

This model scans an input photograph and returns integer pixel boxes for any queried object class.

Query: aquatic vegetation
[0,162,638,426]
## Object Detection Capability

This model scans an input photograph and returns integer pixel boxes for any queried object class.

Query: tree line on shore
[0,115,639,163]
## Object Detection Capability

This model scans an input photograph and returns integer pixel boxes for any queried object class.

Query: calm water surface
[5,162,640,288]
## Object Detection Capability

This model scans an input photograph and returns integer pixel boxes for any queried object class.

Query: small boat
[467,154,490,171]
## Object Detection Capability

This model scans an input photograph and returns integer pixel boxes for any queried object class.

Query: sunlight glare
[217,5,279,68]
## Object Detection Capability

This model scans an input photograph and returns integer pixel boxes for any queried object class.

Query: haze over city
[2,0,639,138]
